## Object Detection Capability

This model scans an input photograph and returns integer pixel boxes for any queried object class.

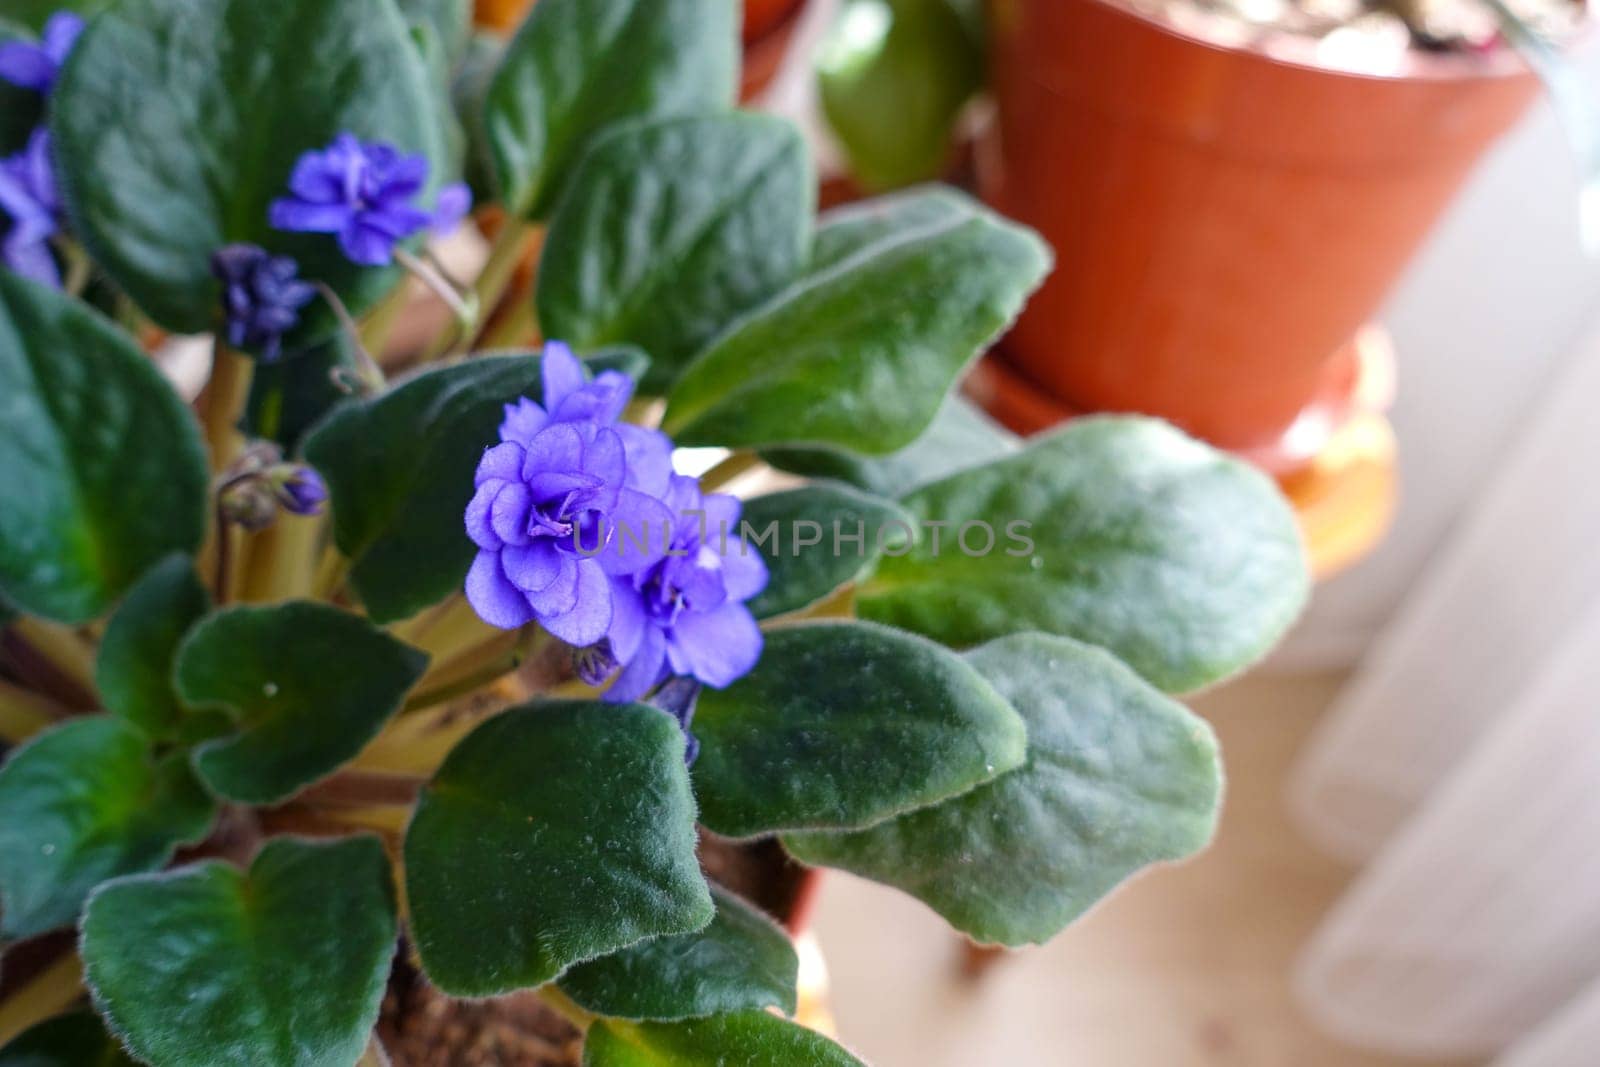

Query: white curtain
[1288,325,1600,1062]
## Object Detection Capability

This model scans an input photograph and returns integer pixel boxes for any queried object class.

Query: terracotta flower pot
[978,0,1539,463]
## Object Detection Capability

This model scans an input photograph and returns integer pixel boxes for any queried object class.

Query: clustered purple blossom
[465,343,769,730]
[269,133,471,267]
[210,244,316,362]
[0,12,83,288]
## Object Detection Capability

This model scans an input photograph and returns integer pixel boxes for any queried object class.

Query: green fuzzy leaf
[0,20,42,156]
[857,416,1309,693]
[762,393,1017,499]
[5,2,111,33]
[662,190,1049,452]
[806,185,978,275]
[785,633,1222,946]
[538,114,813,392]
[82,836,397,1067]
[0,274,208,624]
[173,602,428,804]
[484,0,737,219]
[741,484,914,620]
[818,0,983,191]
[395,0,471,68]
[583,1013,865,1067]
[50,0,447,336]
[0,1012,136,1066]
[242,334,361,454]
[452,32,508,205]
[559,883,798,1021]
[0,717,214,940]
[406,701,712,996]
[94,556,211,740]
[303,348,643,622]
[692,621,1026,838]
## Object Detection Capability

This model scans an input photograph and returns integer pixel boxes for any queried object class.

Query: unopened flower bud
[267,464,327,517]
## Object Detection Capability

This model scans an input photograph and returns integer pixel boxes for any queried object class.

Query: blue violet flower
[210,244,317,362]
[0,12,84,94]
[269,133,471,266]
[0,129,63,287]
[464,343,676,646]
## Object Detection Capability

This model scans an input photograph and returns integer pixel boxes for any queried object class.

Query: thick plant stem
[240,514,323,603]
[0,952,84,1046]
[10,619,95,701]
[0,680,63,743]
[200,341,252,473]
[536,986,595,1030]
[314,548,350,602]
[402,633,530,715]
[699,450,761,493]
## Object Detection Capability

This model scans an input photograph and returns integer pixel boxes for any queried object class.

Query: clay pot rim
[1062,0,1567,84]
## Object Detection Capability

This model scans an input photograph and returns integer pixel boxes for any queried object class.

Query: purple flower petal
[431,182,472,237]
[525,553,580,616]
[667,604,763,689]
[0,43,54,92]
[617,425,674,497]
[539,558,612,646]
[464,481,504,550]
[521,422,586,481]
[465,550,534,630]
[475,441,525,484]
[606,579,648,662]
[596,489,674,576]
[498,398,549,447]
[540,341,584,413]
[502,540,564,594]
[719,543,770,602]
[489,482,533,547]
[605,623,668,704]
[268,199,350,234]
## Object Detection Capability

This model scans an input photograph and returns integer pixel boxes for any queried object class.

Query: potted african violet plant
[0,0,1308,1063]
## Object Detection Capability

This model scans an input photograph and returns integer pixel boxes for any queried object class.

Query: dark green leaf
[692,621,1026,838]
[406,701,712,996]
[583,1013,865,1067]
[0,717,214,940]
[93,556,210,740]
[857,416,1309,693]
[0,274,208,623]
[82,836,397,1067]
[537,114,813,391]
[806,185,977,275]
[484,0,737,218]
[0,1012,136,1067]
[303,349,624,622]
[785,633,1222,946]
[818,0,983,190]
[762,393,1017,499]
[452,33,508,205]
[0,20,42,156]
[5,2,112,33]
[741,483,914,620]
[51,0,448,335]
[174,602,428,804]
[559,884,797,1021]
[242,334,360,454]
[563,883,800,1023]
[662,191,1049,452]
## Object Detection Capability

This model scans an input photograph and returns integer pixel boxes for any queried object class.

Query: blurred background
[704,0,1600,1062]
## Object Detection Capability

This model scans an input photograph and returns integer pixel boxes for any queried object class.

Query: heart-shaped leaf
[583,1013,865,1067]
[51,0,447,334]
[537,113,813,391]
[762,393,1017,499]
[0,274,207,623]
[785,633,1223,946]
[558,883,798,1022]
[303,348,643,623]
[0,1012,136,1066]
[741,484,914,620]
[174,602,428,804]
[857,416,1309,693]
[662,190,1049,453]
[0,716,214,940]
[94,556,211,740]
[691,621,1026,838]
[484,0,737,219]
[82,836,397,1067]
[405,701,712,996]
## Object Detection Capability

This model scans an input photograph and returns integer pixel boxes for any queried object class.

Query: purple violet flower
[600,474,768,703]
[269,133,470,266]
[210,244,317,362]
[0,12,84,95]
[464,343,676,646]
[0,129,63,287]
